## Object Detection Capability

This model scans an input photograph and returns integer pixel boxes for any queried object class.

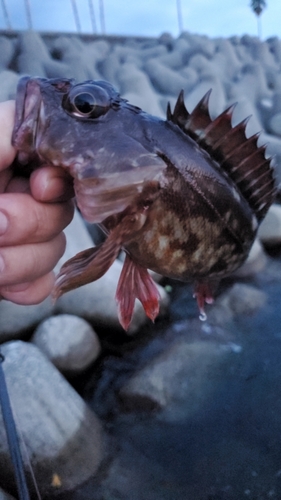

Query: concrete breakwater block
[0,341,104,497]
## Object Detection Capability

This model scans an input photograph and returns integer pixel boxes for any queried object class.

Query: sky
[0,0,280,41]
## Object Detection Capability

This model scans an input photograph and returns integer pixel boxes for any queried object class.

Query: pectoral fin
[53,236,122,300]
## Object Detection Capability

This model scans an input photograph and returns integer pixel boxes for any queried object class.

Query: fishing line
[15,418,42,500]
[0,350,30,500]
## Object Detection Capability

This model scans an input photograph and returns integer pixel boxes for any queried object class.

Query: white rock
[32,314,101,375]
[0,341,103,497]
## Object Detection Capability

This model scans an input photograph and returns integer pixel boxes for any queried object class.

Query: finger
[5,176,30,194]
[0,168,13,194]
[0,272,55,305]
[30,166,75,202]
[0,101,16,172]
[0,232,66,287]
[0,193,73,246]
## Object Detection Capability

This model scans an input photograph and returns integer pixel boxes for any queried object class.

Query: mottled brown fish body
[12,77,276,328]
[123,193,254,282]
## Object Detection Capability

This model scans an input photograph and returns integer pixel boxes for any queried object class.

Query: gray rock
[230,97,264,137]
[179,65,198,88]
[249,39,278,72]
[218,283,267,316]
[0,70,19,101]
[17,31,50,76]
[229,62,270,105]
[179,32,215,61]
[0,298,53,344]
[258,204,281,246]
[99,51,122,87]
[183,75,226,118]
[0,36,15,71]
[267,37,281,65]
[272,91,281,114]
[144,58,195,96]
[0,341,103,497]
[154,37,190,69]
[214,38,242,76]
[233,238,267,278]
[258,132,281,183]
[269,113,281,136]
[0,487,16,500]
[116,62,164,116]
[49,36,104,81]
[32,314,101,375]
[119,336,237,421]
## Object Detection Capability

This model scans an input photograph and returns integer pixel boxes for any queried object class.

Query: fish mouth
[12,76,45,164]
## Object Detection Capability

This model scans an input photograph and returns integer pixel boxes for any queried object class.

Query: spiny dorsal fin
[167,89,276,221]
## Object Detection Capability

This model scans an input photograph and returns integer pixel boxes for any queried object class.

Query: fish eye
[62,85,110,119]
[73,92,96,114]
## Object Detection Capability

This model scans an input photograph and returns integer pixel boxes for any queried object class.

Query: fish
[12,76,276,329]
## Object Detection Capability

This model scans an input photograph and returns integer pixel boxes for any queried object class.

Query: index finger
[0,100,16,172]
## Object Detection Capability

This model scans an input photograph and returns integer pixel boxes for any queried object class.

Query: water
[56,258,281,500]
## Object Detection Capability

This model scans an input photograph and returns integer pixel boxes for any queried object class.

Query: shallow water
[56,258,281,500]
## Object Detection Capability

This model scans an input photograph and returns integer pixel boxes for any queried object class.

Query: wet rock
[32,314,101,375]
[218,283,267,316]
[119,336,237,421]
[0,341,103,497]
[258,204,281,246]
[233,238,267,278]
[0,298,53,344]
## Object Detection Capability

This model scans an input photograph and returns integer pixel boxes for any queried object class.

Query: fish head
[12,76,126,173]
[12,76,166,222]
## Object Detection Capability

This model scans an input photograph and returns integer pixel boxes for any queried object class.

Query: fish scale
[12,76,276,329]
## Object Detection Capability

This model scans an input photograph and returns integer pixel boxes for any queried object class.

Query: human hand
[0,100,74,305]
